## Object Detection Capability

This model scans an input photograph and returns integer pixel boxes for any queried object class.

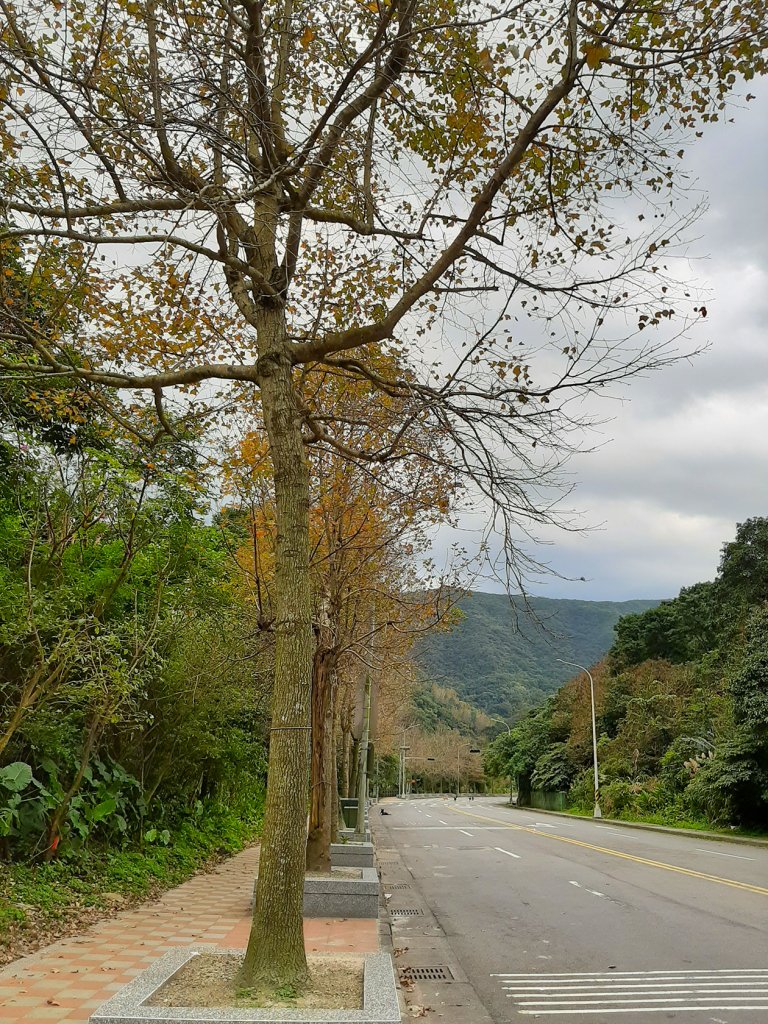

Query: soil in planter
[147,953,364,1010]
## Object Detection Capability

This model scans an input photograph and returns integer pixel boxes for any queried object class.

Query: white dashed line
[694,848,756,861]
[495,846,521,859]
[459,829,474,837]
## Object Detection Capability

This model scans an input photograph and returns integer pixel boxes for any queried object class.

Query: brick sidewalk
[0,847,379,1022]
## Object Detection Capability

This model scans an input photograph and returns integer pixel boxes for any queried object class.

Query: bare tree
[1,0,765,989]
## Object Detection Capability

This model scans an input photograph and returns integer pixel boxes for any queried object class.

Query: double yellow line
[450,805,768,897]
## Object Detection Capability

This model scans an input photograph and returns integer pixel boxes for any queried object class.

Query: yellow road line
[448,806,768,897]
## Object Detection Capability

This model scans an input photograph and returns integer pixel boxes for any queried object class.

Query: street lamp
[398,725,419,798]
[456,743,481,797]
[489,715,512,735]
[403,756,436,797]
[557,658,601,818]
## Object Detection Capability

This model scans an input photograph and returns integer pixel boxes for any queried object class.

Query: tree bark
[240,312,313,990]
[306,641,335,872]
[349,736,360,802]
[330,694,340,844]
[340,727,350,799]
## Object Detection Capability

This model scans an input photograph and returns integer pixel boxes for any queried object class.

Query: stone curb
[331,842,375,868]
[90,948,400,1024]
[303,868,379,919]
[496,802,768,848]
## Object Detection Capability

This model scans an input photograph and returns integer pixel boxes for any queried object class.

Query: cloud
[447,82,768,601]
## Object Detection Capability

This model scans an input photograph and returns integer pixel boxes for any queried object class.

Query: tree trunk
[306,642,335,872]
[340,727,350,799]
[44,713,104,860]
[330,696,340,844]
[240,320,313,990]
[349,737,360,802]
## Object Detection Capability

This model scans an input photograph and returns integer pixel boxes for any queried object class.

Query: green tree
[2,0,766,989]
[719,518,768,612]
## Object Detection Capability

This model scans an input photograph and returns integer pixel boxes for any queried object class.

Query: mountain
[415,592,661,720]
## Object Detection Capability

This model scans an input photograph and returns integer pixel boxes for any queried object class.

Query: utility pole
[557,659,601,818]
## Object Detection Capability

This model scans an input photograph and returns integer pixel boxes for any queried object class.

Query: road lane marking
[495,970,768,1016]
[392,825,512,830]
[568,880,608,899]
[495,846,521,859]
[694,848,756,861]
[595,827,643,841]
[518,1008,768,1015]
[493,971,768,978]
[451,806,768,897]
[459,829,474,837]
[438,819,448,824]
[504,985,768,992]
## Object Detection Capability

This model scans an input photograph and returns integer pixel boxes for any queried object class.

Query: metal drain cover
[391,907,423,916]
[388,883,411,889]
[401,966,454,982]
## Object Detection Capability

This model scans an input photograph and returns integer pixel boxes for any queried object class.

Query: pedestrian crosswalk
[493,969,768,1016]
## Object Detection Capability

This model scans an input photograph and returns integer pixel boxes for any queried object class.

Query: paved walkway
[0,847,379,1022]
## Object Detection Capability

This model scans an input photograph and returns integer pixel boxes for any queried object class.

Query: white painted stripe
[694,847,756,861]
[503,983,768,992]
[492,970,768,978]
[423,813,432,818]
[459,829,474,837]
[506,988,768,997]
[519,998,768,1007]
[494,846,521,859]
[392,825,512,830]
[518,1008,768,1016]
[438,819,448,824]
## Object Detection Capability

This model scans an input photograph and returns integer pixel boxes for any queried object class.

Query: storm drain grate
[391,907,422,916]
[388,883,411,889]
[401,966,454,982]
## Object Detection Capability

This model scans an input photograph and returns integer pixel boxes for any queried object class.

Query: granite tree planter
[330,841,374,869]
[303,867,379,919]
[89,948,399,1024]
[337,827,371,843]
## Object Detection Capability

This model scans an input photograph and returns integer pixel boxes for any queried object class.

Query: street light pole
[557,659,601,818]
[455,743,482,798]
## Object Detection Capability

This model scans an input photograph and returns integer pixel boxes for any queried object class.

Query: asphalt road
[376,796,768,1022]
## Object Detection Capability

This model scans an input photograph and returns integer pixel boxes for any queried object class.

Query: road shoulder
[372,816,495,1024]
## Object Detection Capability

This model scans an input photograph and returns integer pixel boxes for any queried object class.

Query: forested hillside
[485,519,768,830]
[415,593,659,718]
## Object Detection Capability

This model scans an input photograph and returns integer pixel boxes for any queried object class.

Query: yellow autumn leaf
[584,44,611,70]
[300,26,315,48]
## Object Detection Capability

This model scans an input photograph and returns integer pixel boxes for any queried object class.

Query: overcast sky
[446,82,768,603]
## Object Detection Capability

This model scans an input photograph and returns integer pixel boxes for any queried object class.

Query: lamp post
[398,724,419,798]
[557,658,601,818]
[403,756,436,797]
[456,743,482,797]
[488,716,512,799]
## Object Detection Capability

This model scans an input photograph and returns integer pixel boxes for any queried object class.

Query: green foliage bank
[0,387,269,955]
[485,519,768,832]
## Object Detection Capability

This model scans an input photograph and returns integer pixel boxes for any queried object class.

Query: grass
[0,798,264,959]
[563,804,768,839]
